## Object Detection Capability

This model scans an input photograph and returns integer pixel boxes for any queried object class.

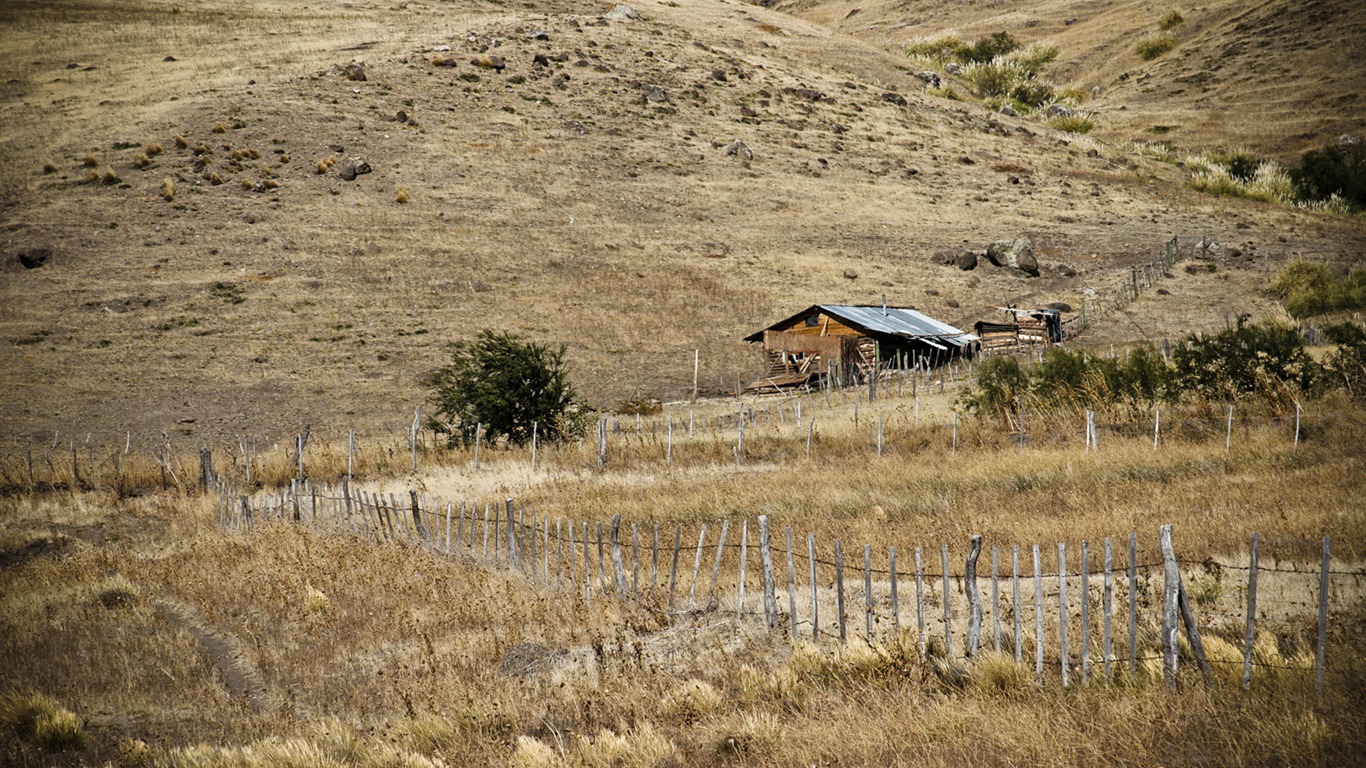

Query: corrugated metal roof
[819,305,976,347]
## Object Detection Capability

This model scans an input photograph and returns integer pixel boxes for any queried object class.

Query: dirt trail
[152,597,268,715]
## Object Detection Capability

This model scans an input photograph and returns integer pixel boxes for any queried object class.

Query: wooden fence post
[652,523,660,588]
[864,544,874,643]
[966,536,983,659]
[738,522,749,616]
[1243,533,1260,689]
[582,521,592,603]
[668,524,682,612]
[1159,524,1181,689]
[759,515,778,630]
[941,544,953,659]
[1128,533,1138,675]
[1081,540,1090,685]
[1034,544,1044,682]
[915,546,926,656]
[1103,538,1114,680]
[808,533,819,643]
[632,523,639,594]
[567,521,576,587]
[597,522,609,593]
[1012,545,1022,664]
[611,515,627,594]
[1059,542,1069,688]
[786,528,798,639]
[199,447,214,492]
[706,520,730,611]
[834,539,846,642]
[687,524,708,611]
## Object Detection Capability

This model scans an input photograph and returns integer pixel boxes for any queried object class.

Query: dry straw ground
[2,0,1365,765]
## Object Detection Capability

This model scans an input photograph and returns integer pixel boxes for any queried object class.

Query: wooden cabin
[743,304,976,392]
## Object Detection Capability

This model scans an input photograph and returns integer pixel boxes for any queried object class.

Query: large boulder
[986,238,1039,277]
[955,250,978,271]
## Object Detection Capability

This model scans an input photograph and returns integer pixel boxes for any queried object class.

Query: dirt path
[152,597,268,715]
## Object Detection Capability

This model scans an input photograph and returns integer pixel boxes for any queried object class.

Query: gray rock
[640,83,667,102]
[338,164,357,181]
[917,71,941,88]
[1043,104,1074,118]
[723,140,753,161]
[1045,302,1073,313]
[17,246,51,269]
[341,62,366,81]
[944,62,963,75]
[604,4,641,21]
[986,238,1039,277]
[955,250,978,271]
[1338,134,1359,149]
[843,268,859,280]
[998,104,1018,117]
[880,91,908,107]
[1056,264,1077,277]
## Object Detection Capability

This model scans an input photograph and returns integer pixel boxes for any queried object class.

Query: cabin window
[805,315,820,328]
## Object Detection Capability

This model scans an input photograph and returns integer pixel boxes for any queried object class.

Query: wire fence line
[220,482,1354,691]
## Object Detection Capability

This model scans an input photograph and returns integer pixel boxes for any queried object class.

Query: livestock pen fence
[218,481,1359,693]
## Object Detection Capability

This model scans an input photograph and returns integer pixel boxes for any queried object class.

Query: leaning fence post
[965,536,983,659]
[687,524,708,611]
[1243,533,1260,689]
[611,515,627,594]
[991,545,1000,652]
[1317,536,1330,697]
[759,515,778,630]
[668,524,682,612]
[1159,525,1181,689]
[834,539,846,642]
[705,520,730,611]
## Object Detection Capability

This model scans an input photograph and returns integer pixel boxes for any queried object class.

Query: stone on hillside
[917,71,941,88]
[1043,104,1073,118]
[640,83,667,102]
[843,268,859,279]
[605,4,641,21]
[881,91,908,107]
[342,62,367,81]
[944,62,962,75]
[955,250,978,271]
[1056,264,1077,277]
[999,104,1018,117]
[16,246,52,269]
[724,140,753,161]
[929,251,954,266]
[470,54,506,71]
[986,238,1039,277]
[1339,134,1359,149]
[1045,302,1073,313]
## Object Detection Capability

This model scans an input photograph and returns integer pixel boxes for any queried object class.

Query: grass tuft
[1,692,86,752]
[144,142,163,156]
[1159,10,1185,30]
[1135,33,1178,60]
[160,178,176,201]
[212,122,227,134]
[173,135,188,149]
[395,186,410,204]
[1047,113,1094,133]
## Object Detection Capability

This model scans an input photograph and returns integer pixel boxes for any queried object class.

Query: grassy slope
[0,0,1362,445]
[778,0,1366,159]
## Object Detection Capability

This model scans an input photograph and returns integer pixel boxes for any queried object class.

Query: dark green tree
[1171,320,1319,399]
[425,331,583,447]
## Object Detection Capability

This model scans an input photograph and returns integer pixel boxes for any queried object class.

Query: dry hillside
[0,0,1362,444]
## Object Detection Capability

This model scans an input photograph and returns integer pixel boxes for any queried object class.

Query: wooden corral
[974,307,1064,355]
[743,304,975,392]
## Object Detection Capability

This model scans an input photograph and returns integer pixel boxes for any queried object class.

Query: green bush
[1159,11,1185,30]
[425,330,584,447]
[960,355,1028,420]
[1135,33,1177,60]
[1171,320,1319,400]
[1268,260,1366,318]
[1321,323,1366,400]
[1290,142,1366,211]
[1046,114,1094,134]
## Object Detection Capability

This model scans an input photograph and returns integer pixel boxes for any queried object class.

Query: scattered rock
[1044,104,1074,118]
[829,122,847,134]
[1156,288,1170,295]
[930,251,955,266]
[985,238,1039,277]
[16,246,52,269]
[842,268,859,280]
[470,54,506,71]
[604,4,641,21]
[958,155,975,165]
[1338,134,1359,149]
[639,83,667,102]
[338,158,372,181]
[395,110,408,123]
[783,86,827,102]
[1056,264,1077,277]
[341,62,367,81]
[432,45,452,52]
[1185,263,1217,274]
[916,71,941,88]
[946,298,960,308]
[1065,17,1078,25]
[723,140,753,161]
[563,120,588,134]
[999,104,1018,117]
[701,242,730,258]
[944,62,962,75]
[432,55,459,67]
[955,250,978,271]
[711,69,727,82]
[532,53,550,67]
[527,29,550,41]
[964,275,980,288]
[880,91,908,107]
[162,55,177,62]
[924,288,940,296]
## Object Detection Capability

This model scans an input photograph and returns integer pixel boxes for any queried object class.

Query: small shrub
[395,186,410,204]
[173,135,188,149]
[1159,10,1185,29]
[971,651,1033,696]
[960,31,1019,63]
[212,122,226,133]
[42,161,57,173]
[208,172,223,185]
[81,154,98,167]
[144,142,163,156]
[101,168,122,184]
[1,692,86,752]
[661,679,722,723]
[1290,141,1366,211]
[576,722,674,768]
[905,33,964,61]
[1322,322,1366,399]
[160,178,175,201]
[1047,113,1094,133]
[1135,33,1177,60]
[1172,319,1320,400]
[1008,41,1059,72]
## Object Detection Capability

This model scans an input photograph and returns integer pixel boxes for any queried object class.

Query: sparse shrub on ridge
[1269,260,1366,319]
[1291,140,1366,211]
[1159,10,1185,30]
[1,692,86,752]
[1135,33,1177,60]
